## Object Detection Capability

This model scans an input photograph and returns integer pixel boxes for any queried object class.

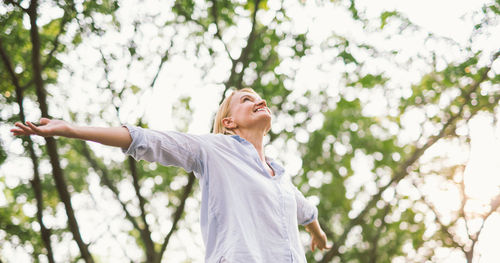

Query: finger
[11,127,27,136]
[324,242,332,250]
[10,130,25,136]
[11,131,23,136]
[15,122,35,135]
[26,121,43,133]
[319,242,326,251]
[317,243,323,250]
[39,118,50,125]
[321,243,327,250]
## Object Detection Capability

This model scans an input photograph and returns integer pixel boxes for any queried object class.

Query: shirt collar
[230,134,246,143]
[266,157,285,176]
[230,135,285,176]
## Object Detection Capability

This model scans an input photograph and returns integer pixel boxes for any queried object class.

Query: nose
[256,99,267,107]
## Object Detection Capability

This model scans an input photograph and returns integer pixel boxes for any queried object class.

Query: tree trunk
[466,249,473,263]
[128,157,157,262]
[0,37,56,263]
[27,1,94,262]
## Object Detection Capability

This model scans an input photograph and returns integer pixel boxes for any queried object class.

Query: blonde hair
[213,88,259,135]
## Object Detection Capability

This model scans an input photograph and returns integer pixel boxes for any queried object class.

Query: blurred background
[0,0,499,262]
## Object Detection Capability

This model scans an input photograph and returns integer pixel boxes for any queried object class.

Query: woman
[11,88,330,262]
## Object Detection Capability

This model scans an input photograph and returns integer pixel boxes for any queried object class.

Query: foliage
[0,0,499,262]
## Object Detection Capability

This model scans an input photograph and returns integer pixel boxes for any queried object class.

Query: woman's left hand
[305,219,332,252]
[310,230,331,252]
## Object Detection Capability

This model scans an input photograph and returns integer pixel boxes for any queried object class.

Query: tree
[1,0,499,262]
[1,0,119,261]
[1,0,311,261]
[299,1,500,262]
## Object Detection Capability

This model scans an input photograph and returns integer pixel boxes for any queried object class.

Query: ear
[222,117,237,129]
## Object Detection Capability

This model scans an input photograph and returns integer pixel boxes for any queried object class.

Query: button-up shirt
[122,126,318,263]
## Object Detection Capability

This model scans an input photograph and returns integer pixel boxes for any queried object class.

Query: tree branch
[465,194,500,263]
[20,2,74,91]
[413,179,467,253]
[224,0,262,90]
[98,49,122,114]
[77,141,145,236]
[41,4,72,70]
[458,176,472,239]
[210,0,264,130]
[209,0,235,61]
[157,172,196,262]
[150,39,174,88]
[4,0,28,12]
[368,205,391,263]
[96,43,157,261]
[128,157,157,262]
[173,0,233,63]
[0,38,22,90]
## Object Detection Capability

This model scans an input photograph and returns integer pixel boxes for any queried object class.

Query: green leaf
[380,11,398,29]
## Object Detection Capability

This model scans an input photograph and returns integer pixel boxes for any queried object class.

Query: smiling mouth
[254,108,268,113]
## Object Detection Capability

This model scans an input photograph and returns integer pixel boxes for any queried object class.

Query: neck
[234,129,266,162]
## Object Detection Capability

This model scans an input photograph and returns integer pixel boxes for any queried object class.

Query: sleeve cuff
[301,206,318,226]
[121,124,140,157]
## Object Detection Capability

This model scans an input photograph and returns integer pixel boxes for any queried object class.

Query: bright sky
[0,0,499,262]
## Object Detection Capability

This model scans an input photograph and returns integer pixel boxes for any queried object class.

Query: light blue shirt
[122,126,318,263]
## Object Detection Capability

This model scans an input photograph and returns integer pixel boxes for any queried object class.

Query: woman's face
[224,91,272,133]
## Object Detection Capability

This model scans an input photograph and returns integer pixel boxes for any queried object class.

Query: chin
[265,126,272,135]
[261,115,272,124]
[263,119,272,132]
[251,118,271,131]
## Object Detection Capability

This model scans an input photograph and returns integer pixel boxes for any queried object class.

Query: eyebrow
[240,94,257,101]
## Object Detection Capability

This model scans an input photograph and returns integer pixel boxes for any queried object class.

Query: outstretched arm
[11,118,132,149]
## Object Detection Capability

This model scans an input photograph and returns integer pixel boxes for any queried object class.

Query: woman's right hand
[11,118,73,138]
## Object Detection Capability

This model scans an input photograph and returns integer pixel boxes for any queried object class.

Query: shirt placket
[243,141,274,179]
[242,139,293,262]
[269,169,294,262]
[277,176,296,262]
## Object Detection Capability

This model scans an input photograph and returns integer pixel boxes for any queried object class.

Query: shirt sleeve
[121,125,205,176]
[293,185,318,226]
